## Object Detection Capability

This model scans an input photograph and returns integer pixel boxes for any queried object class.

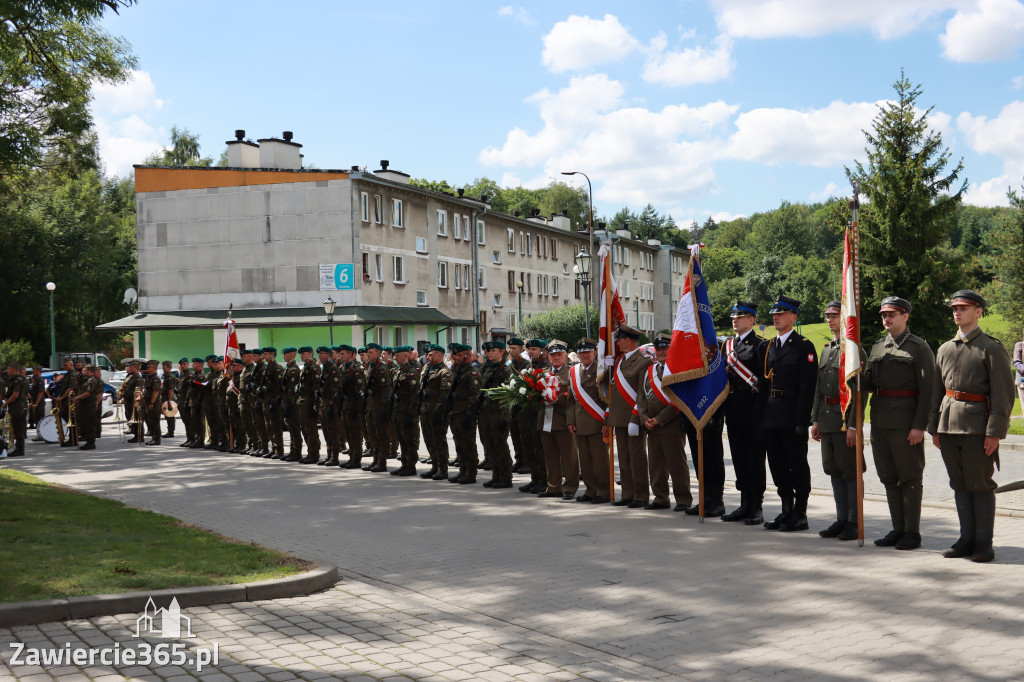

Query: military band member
[567,338,610,504]
[477,341,513,488]
[160,360,177,438]
[226,358,247,452]
[177,358,194,447]
[811,301,866,541]
[362,343,393,472]
[29,367,46,436]
[721,301,768,524]
[637,334,692,511]
[317,346,342,466]
[419,344,453,480]
[759,295,818,531]
[390,345,421,476]
[280,347,302,462]
[506,337,531,473]
[339,345,366,468]
[448,343,481,484]
[185,358,207,447]
[3,363,28,456]
[536,340,577,499]
[57,357,78,447]
[90,365,104,441]
[929,290,1014,563]
[122,360,142,438]
[604,324,653,508]
[296,347,321,464]
[141,360,162,445]
[518,339,550,493]
[70,365,98,451]
[862,296,934,550]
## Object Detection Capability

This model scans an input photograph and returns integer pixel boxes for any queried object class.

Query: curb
[0,565,339,629]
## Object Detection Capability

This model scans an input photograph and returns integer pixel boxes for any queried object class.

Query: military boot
[420,465,438,479]
[875,484,905,546]
[943,490,976,558]
[721,491,749,522]
[970,491,996,563]
[779,496,809,532]
[895,483,922,550]
[744,494,764,525]
[764,494,793,530]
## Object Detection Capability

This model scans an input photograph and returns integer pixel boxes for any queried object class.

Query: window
[463,265,471,288]
[394,327,404,346]
[463,216,471,242]
[552,277,558,297]
[507,228,515,253]
[454,264,462,290]
[621,281,630,298]
[623,248,630,266]
[478,266,486,290]
[476,219,485,245]
[392,199,403,227]
[453,214,461,240]
[393,256,405,283]
[437,210,448,236]
[492,250,501,264]
[526,233,533,256]
[527,273,532,294]
[374,253,383,282]
[493,294,502,307]
[507,270,516,292]
[360,192,369,222]
[374,195,383,224]
[362,252,370,282]
[437,262,448,288]
[520,231,526,254]
[551,238,558,260]
[537,234,544,257]
[509,312,518,332]
[416,237,428,253]
[416,290,427,306]
[575,279,580,299]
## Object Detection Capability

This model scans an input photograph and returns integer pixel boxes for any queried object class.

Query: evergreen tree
[986,182,1024,339]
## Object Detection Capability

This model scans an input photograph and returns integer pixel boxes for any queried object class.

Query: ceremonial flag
[596,243,625,392]
[224,318,240,361]
[839,227,862,419]
[662,253,728,429]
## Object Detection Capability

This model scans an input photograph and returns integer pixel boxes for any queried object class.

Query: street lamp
[516,280,524,333]
[46,282,56,369]
[561,171,595,299]
[574,249,592,338]
[323,295,336,345]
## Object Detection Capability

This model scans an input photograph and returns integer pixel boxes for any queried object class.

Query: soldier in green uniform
[196,355,216,449]
[296,347,321,464]
[811,301,866,541]
[478,341,513,488]
[184,358,206,447]
[176,358,194,447]
[362,343,393,472]
[3,363,28,456]
[238,349,255,453]
[331,347,349,456]
[339,345,366,469]
[506,337,530,473]
[316,346,342,465]
[383,346,400,461]
[213,357,231,451]
[121,360,141,439]
[57,357,78,447]
[519,339,550,493]
[390,345,421,476]
[142,360,163,446]
[247,349,267,455]
[226,358,246,452]
[280,347,302,461]
[71,365,99,451]
[862,296,935,550]
[929,290,1015,563]
[28,367,46,438]
[419,344,453,480]
[538,340,576,499]
[260,348,285,459]
[447,342,481,484]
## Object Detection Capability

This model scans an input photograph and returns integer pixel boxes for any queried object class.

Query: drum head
[37,415,61,443]
[161,400,178,418]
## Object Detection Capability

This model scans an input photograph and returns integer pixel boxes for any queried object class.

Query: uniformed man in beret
[605,324,654,508]
[518,339,550,493]
[237,348,255,452]
[362,342,393,472]
[566,338,610,503]
[478,341,513,488]
[811,300,866,540]
[862,296,934,550]
[3,363,28,456]
[259,347,285,458]
[280,347,303,461]
[176,358,194,446]
[390,345,421,476]
[142,360,163,446]
[247,349,268,455]
[339,344,366,468]
[316,346,342,465]
[211,356,230,451]
[185,358,207,447]
[929,290,1014,563]
[158,360,175,438]
[721,301,769,523]
[447,342,482,483]
[296,346,321,464]
[226,358,246,452]
[759,295,818,531]
[506,337,531,473]
[419,344,453,480]
[383,346,400,462]
[332,346,350,455]
[537,340,576,499]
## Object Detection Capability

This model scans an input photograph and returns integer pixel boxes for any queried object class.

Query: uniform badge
[807,354,814,362]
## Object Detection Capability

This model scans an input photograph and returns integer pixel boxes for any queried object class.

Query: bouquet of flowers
[483,367,565,413]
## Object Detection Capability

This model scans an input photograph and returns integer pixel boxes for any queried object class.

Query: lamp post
[323,295,336,345]
[46,282,56,369]
[574,249,592,338]
[516,280,524,333]
[561,170,595,291]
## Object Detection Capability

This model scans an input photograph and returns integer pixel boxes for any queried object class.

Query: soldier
[721,301,769,524]
[537,340,576,499]
[213,357,231,451]
[245,349,266,455]
[447,343,481,484]
[57,357,78,447]
[339,345,366,469]
[929,291,1014,563]
[419,344,453,480]
[176,358,194,447]
[280,347,302,461]
[567,338,610,504]
[390,345,421,476]
[160,360,177,438]
[604,324,654,508]
[811,301,866,541]
[478,341,513,488]
[29,367,46,441]
[185,358,207,448]
[226,358,247,453]
[296,346,321,464]
[759,295,818,531]
[506,337,531,473]
[862,296,934,550]
[90,365,104,441]
[70,365,99,451]
[518,339,550,494]
[122,360,142,438]
[3,363,28,456]
[141,360,163,445]
[259,347,284,459]
[316,346,342,465]
[383,346,400,461]
[637,334,692,511]
[238,348,256,453]
[362,343,393,472]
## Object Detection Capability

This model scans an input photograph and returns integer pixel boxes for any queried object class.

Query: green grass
[0,470,309,603]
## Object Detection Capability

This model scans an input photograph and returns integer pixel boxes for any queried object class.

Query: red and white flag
[224,318,240,361]
[839,228,862,418]
[665,256,710,382]
[596,243,626,391]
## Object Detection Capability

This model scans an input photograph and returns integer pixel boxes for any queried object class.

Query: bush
[519,304,600,348]
[0,339,36,368]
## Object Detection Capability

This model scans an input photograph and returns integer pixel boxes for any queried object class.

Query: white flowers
[520,369,530,376]
[519,387,527,395]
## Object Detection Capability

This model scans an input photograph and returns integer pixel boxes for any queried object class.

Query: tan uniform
[566,361,609,500]
[636,363,691,508]
[539,362,576,496]
[607,350,654,505]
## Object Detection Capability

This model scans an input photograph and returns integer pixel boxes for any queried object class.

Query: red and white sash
[726,337,759,392]
[570,364,605,422]
[646,364,674,407]
[614,357,637,409]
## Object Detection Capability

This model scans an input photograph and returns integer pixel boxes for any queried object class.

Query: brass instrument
[67,390,78,446]
[51,402,66,445]
[0,410,12,452]
[133,387,144,443]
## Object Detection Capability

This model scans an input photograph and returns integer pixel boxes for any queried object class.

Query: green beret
[507,337,524,346]
[282,347,297,354]
[316,346,331,353]
[205,355,217,362]
[393,345,413,353]
[231,358,243,366]
[339,344,356,352]
[425,344,444,353]
[483,340,507,350]
[298,346,314,354]
[241,348,254,356]
[384,346,394,353]
[250,348,262,354]
[366,342,383,351]
[525,339,546,349]
[358,347,367,353]
[262,346,277,354]
[216,356,224,362]
[191,357,204,363]
[147,359,158,366]
[179,357,189,364]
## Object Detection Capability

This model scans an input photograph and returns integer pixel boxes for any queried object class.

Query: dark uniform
[759,296,818,531]
[58,363,79,446]
[928,290,1015,563]
[186,360,208,447]
[390,347,421,476]
[226,360,246,452]
[448,343,481,484]
[566,339,610,503]
[3,370,28,455]
[176,360,194,446]
[122,366,141,438]
[281,348,303,461]
[506,339,531,473]
[861,297,934,550]
[238,352,256,452]
[518,339,551,493]
[29,371,46,433]
[247,354,267,454]
[261,349,285,458]
[478,341,513,488]
[143,362,163,445]
[419,346,453,480]
[317,348,342,465]
[75,371,99,450]
[339,348,366,468]
[161,364,177,437]
[296,347,321,464]
[363,343,393,472]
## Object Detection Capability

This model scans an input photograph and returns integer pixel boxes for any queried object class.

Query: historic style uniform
[143,361,163,445]
[566,339,610,503]
[176,360,194,446]
[3,369,28,456]
[226,359,247,452]
[390,347,421,476]
[506,338,531,473]
[538,340,576,499]
[296,347,321,464]
[478,342,513,488]
[607,325,654,507]
[363,343,393,472]
[74,370,99,450]
[928,290,1015,563]
[281,348,303,461]
[58,362,79,446]
[419,346,453,480]
[28,370,46,434]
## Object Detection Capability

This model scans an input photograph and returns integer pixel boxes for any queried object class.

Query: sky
[94,0,1024,225]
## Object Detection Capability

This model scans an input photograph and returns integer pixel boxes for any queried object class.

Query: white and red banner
[540,373,560,404]
[596,243,625,394]
[665,258,708,382]
[224,319,240,361]
[839,227,862,418]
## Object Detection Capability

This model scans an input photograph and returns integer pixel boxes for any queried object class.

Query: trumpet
[133,387,144,443]
[67,390,78,446]
[51,402,66,445]
[1,410,12,450]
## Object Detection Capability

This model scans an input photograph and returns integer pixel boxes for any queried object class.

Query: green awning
[96,306,473,331]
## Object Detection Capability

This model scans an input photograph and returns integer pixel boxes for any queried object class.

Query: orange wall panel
[135,166,350,193]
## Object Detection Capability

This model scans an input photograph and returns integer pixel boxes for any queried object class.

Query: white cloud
[966,173,1019,205]
[809,182,840,202]
[713,0,966,40]
[1013,75,1024,89]
[498,6,534,26]
[940,0,1024,61]
[541,14,639,72]
[91,69,164,116]
[957,101,1024,205]
[90,69,166,176]
[642,33,735,86]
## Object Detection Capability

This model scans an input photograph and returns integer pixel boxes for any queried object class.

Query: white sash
[571,364,605,422]
[646,364,674,407]
[726,337,759,392]
[614,358,637,408]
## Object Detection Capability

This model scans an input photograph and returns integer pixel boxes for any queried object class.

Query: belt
[946,389,987,402]
[876,389,918,398]
[768,388,790,399]
[823,396,840,405]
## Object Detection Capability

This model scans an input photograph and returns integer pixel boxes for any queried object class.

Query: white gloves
[603,356,615,368]
[627,422,640,437]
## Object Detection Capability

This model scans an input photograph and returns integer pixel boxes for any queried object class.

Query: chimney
[457,188,465,197]
[374,159,410,184]
[257,130,302,169]
[225,128,259,168]
[550,213,571,231]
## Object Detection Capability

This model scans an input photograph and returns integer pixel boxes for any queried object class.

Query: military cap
[316,345,331,354]
[525,338,547,349]
[335,344,354,352]
[179,357,189,364]
[231,358,244,366]
[358,347,367,353]
[191,357,204,363]
[146,359,158,366]
[879,296,912,314]
[425,344,445,353]
[448,342,471,353]
[216,356,225,362]
[483,340,507,351]
[653,332,672,348]
[383,346,394,353]
[298,346,314,354]
[576,337,598,351]
[768,295,800,314]
[241,347,253,356]
[730,300,757,317]
[614,324,641,340]
[205,354,217,362]
[262,346,277,354]
[546,339,569,353]
[507,337,525,346]
[253,347,264,354]
[948,290,986,308]
[825,300,842,311]
[366,342,383,351]
[282,346,297,354]
[394,345,413,353]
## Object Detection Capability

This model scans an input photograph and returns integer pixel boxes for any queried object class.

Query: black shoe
[576,495,593,503]
[513,465,531,475]
[217,446,229,452]
[395,467,417,477]
[9,448,26,456]
[162,433,173,438]
[126,437,140,444]
[721,506,749,522]
[179,441,190,447]
[491,481,513,489]
[369,464,387,473]
[448,475,463,483]
[343,460,362,469]
[299,456,319,464]
[421,468,438,479]
[269,452,284,459]
[431,471,449,481]
[970,547,995,563]
[627,500,646,509]
[519,482,535,493]
[482,479,494,487]
[943,540,974,558]
[894,532,921,550]
[529,482,546,494]
[590,496,610,504]
[562,492,574,501]
[145,439,161,446]
[78,443,96,451]
[673,503,689,512]
[283,453,302,462]
[480,462,493,471]
[324,457,340,467]
[536,491,559,498]
[874,530,902,547]
[703,500,726,518]
[837,524,859,541]
[819,520,846,538]
[779,514,809,532]
[262,451,275,458]
[763,512,788,530]
[645,502,670,510]
[744,508,764,525]
[612,499,632,507]
[458,477,476,484]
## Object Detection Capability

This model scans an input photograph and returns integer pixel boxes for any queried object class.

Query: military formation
[7,290,1015,561]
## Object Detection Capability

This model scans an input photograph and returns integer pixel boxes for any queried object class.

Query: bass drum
[37,414,62,444]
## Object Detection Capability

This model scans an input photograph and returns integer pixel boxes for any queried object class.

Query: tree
[538,181,589,230]
[986,182,1024,342]
[0,0,137,176]
[518,304,599,350]
[142,126,214,167]
[0,339,35,367]
[846,71,968,348]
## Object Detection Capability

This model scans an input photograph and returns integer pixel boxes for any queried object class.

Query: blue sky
[95,1,1024,224]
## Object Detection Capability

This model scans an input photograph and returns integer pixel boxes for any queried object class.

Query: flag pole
[851,183,864,546]
[606,250,616,503]
[697,428,705,523]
